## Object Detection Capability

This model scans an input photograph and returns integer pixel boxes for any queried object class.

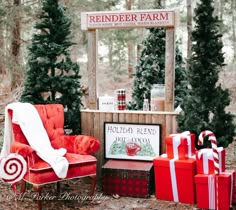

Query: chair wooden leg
[56,182,61,194]
[20,180,26,193]
[33,185,43,210]
[90,175,96,196]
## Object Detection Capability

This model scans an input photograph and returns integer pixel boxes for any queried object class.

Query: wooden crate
[102,159,154,197]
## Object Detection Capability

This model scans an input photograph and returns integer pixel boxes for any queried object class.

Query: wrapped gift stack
[234,172,236,206]
[194,130,235,210]
[153,131,197,204]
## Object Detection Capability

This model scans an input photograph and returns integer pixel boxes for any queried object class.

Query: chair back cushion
[10,104,65,144]
[9,109,28,144]
[34,104,65,142]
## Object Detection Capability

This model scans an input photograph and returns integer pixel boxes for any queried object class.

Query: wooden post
[87,29,98,109]
[165,27,175,112]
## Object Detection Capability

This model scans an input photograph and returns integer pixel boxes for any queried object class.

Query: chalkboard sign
[104,122,161,161]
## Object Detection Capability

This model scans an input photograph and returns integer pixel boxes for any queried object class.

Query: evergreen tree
[128,27,187,110]
[20,0,82,134]
[177,0,235,148]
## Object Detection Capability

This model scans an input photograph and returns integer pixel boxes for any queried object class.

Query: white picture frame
[104,122,161,161]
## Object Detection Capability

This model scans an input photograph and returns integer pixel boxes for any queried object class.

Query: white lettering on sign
[81,9,175,30]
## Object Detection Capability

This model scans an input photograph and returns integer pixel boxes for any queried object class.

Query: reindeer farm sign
[81,10,175,30]
[81,9,177,111]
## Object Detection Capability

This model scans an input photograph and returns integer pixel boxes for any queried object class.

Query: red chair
[7,104,100,210]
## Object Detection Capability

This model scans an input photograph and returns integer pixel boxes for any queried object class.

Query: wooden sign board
[81,9,175,30]
[104,122,161,161]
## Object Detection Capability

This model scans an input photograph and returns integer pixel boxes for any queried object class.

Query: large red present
[102,159,154,197]
[165,132,195,160]
[196,147,225,174]
[195,170,235,210]
[153,156,196,204]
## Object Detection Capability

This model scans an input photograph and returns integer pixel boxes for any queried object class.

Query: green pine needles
[177,0,235,148]
[128,27,187,110]
[20,0,82,134]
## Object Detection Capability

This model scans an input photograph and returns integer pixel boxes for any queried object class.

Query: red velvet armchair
[6,104,100,210]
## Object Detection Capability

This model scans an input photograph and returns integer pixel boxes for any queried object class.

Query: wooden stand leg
[90,175,96,196]
[33,185,43,210]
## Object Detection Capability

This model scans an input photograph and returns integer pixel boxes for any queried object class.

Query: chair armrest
[63,135,100,155]
[10,142,35,158]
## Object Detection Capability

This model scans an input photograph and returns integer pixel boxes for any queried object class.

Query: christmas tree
[20,0,82,134]
[177,0,235,148]
[128,27,187,110]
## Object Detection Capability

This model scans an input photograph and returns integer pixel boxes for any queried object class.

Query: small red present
[196,147,225,174]
[102,159,154,197]
[165,131,195,160]
[233,170,236,205]
[153,156,196,204]
[195,170,235,210]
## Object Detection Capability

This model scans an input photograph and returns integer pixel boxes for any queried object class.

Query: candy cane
[198,130,219,174]
[0,153,27,184]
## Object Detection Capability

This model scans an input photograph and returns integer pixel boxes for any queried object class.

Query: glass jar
[143,98,149,111]
[150,84,165,111]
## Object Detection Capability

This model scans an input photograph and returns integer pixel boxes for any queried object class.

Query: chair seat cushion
[24,153,97,185]
[30,153,97,171]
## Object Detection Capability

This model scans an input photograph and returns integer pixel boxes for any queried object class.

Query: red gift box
[102,160,154,197]
[166,132,195,160]
[196,147,225,174]
[195,170,235,210]
[233,171,236,205]
[153,156,196,204]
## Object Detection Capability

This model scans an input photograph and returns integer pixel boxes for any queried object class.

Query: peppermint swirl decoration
[0,153,27,184]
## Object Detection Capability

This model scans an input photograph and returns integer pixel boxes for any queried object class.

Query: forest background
[0,0,236,130]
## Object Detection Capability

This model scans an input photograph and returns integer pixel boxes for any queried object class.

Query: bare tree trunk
[186,0,192,68]
[137,44,143,63]
[108,36,113,67]
[12,0,21,63]
[0,26,4,75]
[161,0,165,7]
[11,0,21,89]
[215,0,224,40]
[220,0,223,21]
[232,0,236,62]
[219,0,224,39]
[136,0,143,63]
[126,0,135,78]
[127,42,135,78]
[214,0,220,16]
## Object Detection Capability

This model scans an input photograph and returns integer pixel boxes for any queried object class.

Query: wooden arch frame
[81,9,177,112]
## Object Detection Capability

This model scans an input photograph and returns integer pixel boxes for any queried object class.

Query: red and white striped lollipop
[0,153,27,184]
[198,130,219,174]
